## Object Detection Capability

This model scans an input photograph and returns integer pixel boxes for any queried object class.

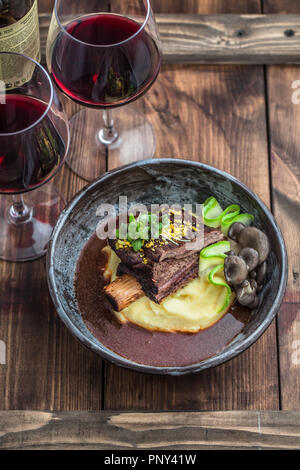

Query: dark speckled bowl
[47,159,288,375]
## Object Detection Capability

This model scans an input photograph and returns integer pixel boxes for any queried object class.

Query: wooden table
[0,0,299,450]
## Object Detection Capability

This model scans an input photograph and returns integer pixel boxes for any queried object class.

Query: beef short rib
[116,254,199,304]
[108,225,225,304]
[109,225,225,267]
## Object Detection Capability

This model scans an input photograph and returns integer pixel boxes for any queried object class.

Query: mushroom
[248,295,259,309]
[224,255,248,286]
[229,239,241,255]
[239,247,259,272]
[256,261,267,285]
[237,226,270,264]
[228,222,245,242]
[249,270,257,279]
[235,280,257,306]
[225,250,235,257]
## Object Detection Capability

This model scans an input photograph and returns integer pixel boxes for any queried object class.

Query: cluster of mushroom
[224,223,270,308]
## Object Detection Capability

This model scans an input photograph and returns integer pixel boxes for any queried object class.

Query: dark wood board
[0,121,105,410]
[37,0,263,16]
[264,0,300,14]
[263,0,300,410]
[0,410,299,450]
[104,65,279,411]
[39,12,300,64]
[104,0,279,411]
[1,0,297,417]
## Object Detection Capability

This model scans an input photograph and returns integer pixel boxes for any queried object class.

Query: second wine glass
[0,52,69,262]
[46,0,162,181]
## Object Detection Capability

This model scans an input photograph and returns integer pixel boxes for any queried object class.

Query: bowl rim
[47,158,288,375]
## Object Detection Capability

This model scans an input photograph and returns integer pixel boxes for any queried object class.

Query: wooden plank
[0,279,103,410]
[150,0,261,14]
[263,1,300,410]
[0,108,106,409]
[104,1,279,411]
[37,0,54,13]
[39,13,300,65]
[264,0,300,14]
[0,410,299,449]
[105,66,279,411]
[0,0,111,411]
[0,0,108,410]
[38,0,261,16]
[0,170,105,411]
[0,0,280,413]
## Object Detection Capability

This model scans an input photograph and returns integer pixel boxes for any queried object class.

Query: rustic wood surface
[263,0,300,411]
[105,0,280,412]
[0,0,299,447]
[39,12,300,64]
[0,410,299,450]
[106,63,279,411]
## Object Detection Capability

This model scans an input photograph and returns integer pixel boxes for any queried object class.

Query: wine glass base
[0,185,65,262]
[66,105,156,181]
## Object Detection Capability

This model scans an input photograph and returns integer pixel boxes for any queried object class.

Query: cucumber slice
[208,264,232,313]
[221,212,254,236]
[202,197,224,228]
[199,241,231,274]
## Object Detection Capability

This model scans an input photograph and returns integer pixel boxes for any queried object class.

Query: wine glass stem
[9,194,32,225]
[98,109,118,146]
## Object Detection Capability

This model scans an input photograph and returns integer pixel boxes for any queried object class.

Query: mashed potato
[103,246,235,333]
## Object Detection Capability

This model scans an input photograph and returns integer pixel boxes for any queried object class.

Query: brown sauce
[74,234,251,367]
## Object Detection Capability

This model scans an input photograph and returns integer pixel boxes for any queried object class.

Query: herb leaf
[132,239,144,252]
[115,212,164,250]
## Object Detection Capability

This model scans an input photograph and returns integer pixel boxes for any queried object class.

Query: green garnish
[199,241,232,313]
[199,195,255,313]
[116,212,165,252]
[202,197,254,235]
[208,264,232,313]
[223,212,254,235]
[202,197,226,228]
[199,240,231,274]
[132,239,144,252]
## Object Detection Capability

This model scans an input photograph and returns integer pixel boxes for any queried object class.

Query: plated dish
[47,159,287,374]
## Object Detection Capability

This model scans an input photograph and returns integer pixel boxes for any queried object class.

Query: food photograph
[0,0,299,455]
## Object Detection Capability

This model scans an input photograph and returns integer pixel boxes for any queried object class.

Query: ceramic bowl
[47,159,288,375]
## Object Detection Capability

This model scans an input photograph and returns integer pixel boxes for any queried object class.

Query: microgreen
[116,212,165,252]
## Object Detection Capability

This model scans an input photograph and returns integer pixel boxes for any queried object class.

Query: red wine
[0,95,65,193]
[51,13,161,107]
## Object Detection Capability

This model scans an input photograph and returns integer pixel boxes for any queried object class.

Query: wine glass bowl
[49,5,161,108]
[46,0,162,180]
[0,52,69,262]
[0,54,68,194]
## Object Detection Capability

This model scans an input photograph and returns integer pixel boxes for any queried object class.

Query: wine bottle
[0,1,40,89]
[0,0,40,59]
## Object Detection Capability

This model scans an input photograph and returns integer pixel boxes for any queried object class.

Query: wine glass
[0,52,69,262]
[46,0,161,181]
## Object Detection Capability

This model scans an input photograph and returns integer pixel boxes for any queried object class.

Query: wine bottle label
[0,0,40,89]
